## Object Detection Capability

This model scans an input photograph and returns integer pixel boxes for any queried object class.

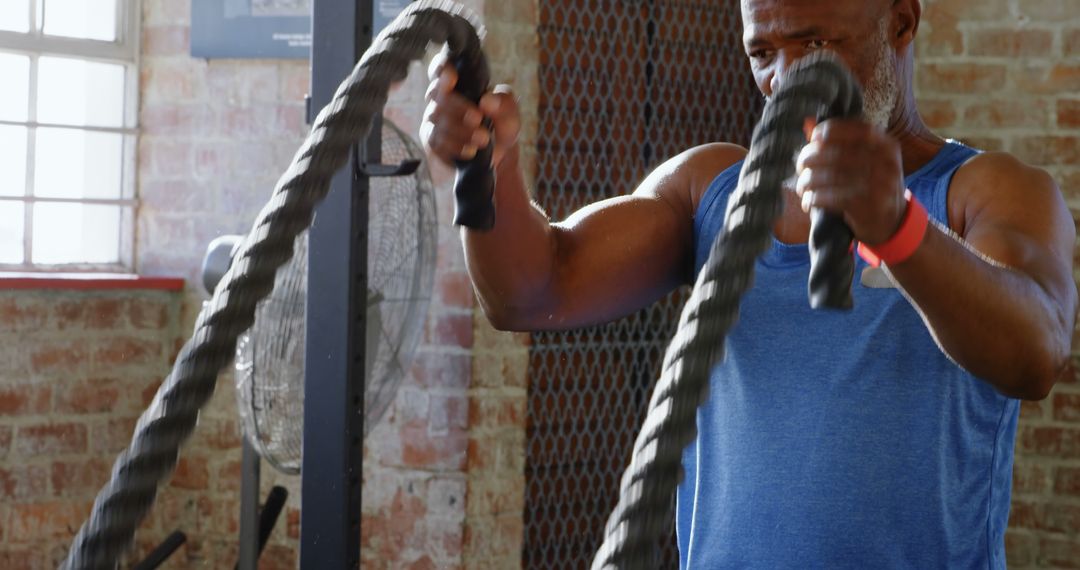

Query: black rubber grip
[805,65,864,311]
[451,43,495,230]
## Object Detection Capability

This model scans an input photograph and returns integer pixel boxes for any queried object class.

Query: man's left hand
[795,119,907,246]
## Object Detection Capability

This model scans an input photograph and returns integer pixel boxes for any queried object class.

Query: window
[0,0,139,270]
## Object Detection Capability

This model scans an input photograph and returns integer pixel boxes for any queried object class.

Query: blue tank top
[678,141,1018,569]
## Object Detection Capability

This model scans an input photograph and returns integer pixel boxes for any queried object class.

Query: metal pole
[237,439,260,570]
[301,0,376,567]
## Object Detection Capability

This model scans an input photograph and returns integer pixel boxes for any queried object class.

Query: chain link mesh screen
[526,1,763,568]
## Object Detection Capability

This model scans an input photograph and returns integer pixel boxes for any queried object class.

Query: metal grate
[525,1,762,568]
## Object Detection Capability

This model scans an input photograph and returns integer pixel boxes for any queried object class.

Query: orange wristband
[856,190,928,268]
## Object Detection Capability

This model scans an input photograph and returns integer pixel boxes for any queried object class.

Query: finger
[811,118,874,143]
[429,90,482,128]
[796,141,848,172]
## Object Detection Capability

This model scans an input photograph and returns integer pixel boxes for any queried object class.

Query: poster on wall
[191,0,312,59]
[191,0,413,59]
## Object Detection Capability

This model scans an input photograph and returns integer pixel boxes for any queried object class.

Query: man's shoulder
[948,148,1059,235]
[666,143,748,213]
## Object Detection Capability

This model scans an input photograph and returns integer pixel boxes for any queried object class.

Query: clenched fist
[421,50,521,170]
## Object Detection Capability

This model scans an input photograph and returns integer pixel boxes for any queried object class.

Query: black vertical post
[301,0,378,568]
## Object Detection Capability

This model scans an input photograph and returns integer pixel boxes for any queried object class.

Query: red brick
[1013,462,1048,494]
[89,416,138,454]
[963,99,1050,129]
[1006,530,1036,567]
[918,64,1006,94]
[84,298,124,329]
[215,459,241,493]
[0,296,48,331]
[920,13,962,57]
[0,425,11,455]
[54,378,123,414]
[152,491,214,535]
[0,464,48,500]
[917,99,956,129]
[142,25,189,56]
[967,29,1053,58]
[91,336,161,367]
[922,0,1007,22]
[51,457,110,497]
[16,423,87,455]
[0,549,36,569]
[1068,29,1080,58]
[411,352,471,390]
[192,417,242,450]
[437,271,477,309]
[1012,64,1080,95]
[1059,99,1080,129]
[1042,502,1080,535]
[1018,425,1080,458]
[0,383,51,414]
[169,456,209,490]
[143,0,190,26]
[1018,0,1080,22]
[141,61,200,104]
[428,313,474,348]
[8,500,92,541]
[259,544,299,570]
[1055,392,1080,422]
[30,339,89,374]
[430,394,469,434]
[469,396,526,430]
[401,422,467,469]
[1013,136,1080,167]
[51,298,85,330]
[287,507,300,539]
[958,136,1005,152]
[139,136,194,178]
[1039,536,1080,568]
[1055,466,1080,496]
[1019,399,1044,420]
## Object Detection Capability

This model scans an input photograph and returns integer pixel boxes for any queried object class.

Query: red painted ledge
[0,272,185,291]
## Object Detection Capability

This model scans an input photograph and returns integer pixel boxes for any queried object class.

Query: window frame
[0,0,140,272]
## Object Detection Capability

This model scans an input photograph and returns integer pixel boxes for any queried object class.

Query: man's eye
[806,39,830,50]
[749,49,774,61]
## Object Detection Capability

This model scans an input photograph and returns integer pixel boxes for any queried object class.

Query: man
[422,0,1077,567]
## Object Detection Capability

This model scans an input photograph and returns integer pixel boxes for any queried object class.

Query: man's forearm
[887,224,1072,399]
[461,145,558,328]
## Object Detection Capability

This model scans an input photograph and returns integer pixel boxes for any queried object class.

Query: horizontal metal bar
[0,195,136,206]
[0,30,135,62]
[0,118,137,134]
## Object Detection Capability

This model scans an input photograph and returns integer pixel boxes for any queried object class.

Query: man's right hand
[421,50,521,170]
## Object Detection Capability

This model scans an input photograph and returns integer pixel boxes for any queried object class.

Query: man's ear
[893,0,920,49]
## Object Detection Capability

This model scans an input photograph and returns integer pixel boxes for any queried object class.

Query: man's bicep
[958,156,1076,304]
[540,192,694,329]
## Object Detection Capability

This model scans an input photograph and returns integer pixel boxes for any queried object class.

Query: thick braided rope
[61,2,482,568]
[591,52,862,570]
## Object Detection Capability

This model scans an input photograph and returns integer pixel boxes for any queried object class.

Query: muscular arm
[887,152,1077,400]
[464,143,745,331]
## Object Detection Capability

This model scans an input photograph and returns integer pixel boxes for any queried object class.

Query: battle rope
[590,53,862,569]
[63,1,862,565]
[62,2,486,567]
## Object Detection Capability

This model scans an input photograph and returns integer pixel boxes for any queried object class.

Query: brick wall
[0,290,186,568]
[917,0,1080,566]
[0,0,537,568]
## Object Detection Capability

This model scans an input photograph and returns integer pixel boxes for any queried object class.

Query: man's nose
[768,52,794,97]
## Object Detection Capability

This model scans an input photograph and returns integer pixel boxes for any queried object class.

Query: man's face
[742,0,900,129]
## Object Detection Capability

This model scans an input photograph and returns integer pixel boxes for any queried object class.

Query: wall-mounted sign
[191,0,412,60]
[191,0,312,59]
